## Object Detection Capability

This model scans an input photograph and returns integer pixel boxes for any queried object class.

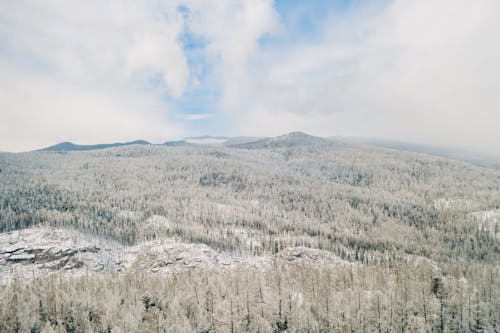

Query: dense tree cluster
[1,145,498,262]
[1,261,497,332]
[0,142,498,331]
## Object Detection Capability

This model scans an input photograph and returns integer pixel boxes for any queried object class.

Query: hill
[41,139,151,151]
[234,131,341,149]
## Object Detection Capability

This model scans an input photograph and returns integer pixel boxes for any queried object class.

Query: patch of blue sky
[184,112,230,138]
[175,84,220,118]
[173,4,228,136]
[258,0,352,47]
[173,87,228,137]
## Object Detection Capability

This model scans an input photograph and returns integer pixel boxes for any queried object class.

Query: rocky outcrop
[0,227,348,283]
[0,227,273,282]
[279,246,350,265]
[0,228,117,282]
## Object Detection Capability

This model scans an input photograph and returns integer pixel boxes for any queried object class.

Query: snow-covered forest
[0,134,498,332]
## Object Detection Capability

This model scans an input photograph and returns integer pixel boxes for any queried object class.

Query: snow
[185,138,227,145]
[0,226,350,283]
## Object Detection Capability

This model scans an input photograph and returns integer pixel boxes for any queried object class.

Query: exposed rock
[0,227,349,283]
[0,227,267,282]
[1,245,23,254]
[8,253,36,262]
[279,246,349,266]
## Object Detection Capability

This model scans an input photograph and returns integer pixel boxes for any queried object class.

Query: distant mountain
[38,136,264,151]
[182,136,263,146]
[41,140,151,152]
[234,132,341,149]
[342,138,500,170]
[162,140,192,147]
[223,136,263,146]
[39,136,263,151]
[38,134,499,171]
[185,136,228,145]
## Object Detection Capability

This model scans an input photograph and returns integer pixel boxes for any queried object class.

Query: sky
[0,0,499,153]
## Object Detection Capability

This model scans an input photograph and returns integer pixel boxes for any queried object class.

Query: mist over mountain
[39,132,500,171]
[341,138,500,171]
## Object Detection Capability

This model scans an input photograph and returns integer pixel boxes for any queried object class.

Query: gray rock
[8,253,35,262]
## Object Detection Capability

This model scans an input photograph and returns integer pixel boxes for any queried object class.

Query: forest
[0,134,498,332]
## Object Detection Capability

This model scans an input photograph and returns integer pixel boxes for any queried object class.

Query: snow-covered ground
[185,137,227,145]
[0,227,350,283]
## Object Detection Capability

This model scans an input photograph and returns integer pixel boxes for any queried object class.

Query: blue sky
[0,0,499,153]
[168,0,336,136]
[169,0,380,137]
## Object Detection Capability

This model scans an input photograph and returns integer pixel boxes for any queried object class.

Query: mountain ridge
[232,131,343,149]
[41,140,151,152]
[36,133,500,170]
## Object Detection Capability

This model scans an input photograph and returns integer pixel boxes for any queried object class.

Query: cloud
[1,0,498,154]
[0,0,193,151]
[186,0,279,112]
[183,113,213,121]
[224,0,500,154]
[0,0,279,151]
[0,62,185,150]
[0,1,191,96]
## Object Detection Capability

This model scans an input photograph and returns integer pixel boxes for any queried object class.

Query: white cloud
[186,0,279,112]
[0,0,279,151]
[2,0,498,154]
[225,0,500,155]
[0,0,193,151]
[0,62,185,151]
[0,1,190,95]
